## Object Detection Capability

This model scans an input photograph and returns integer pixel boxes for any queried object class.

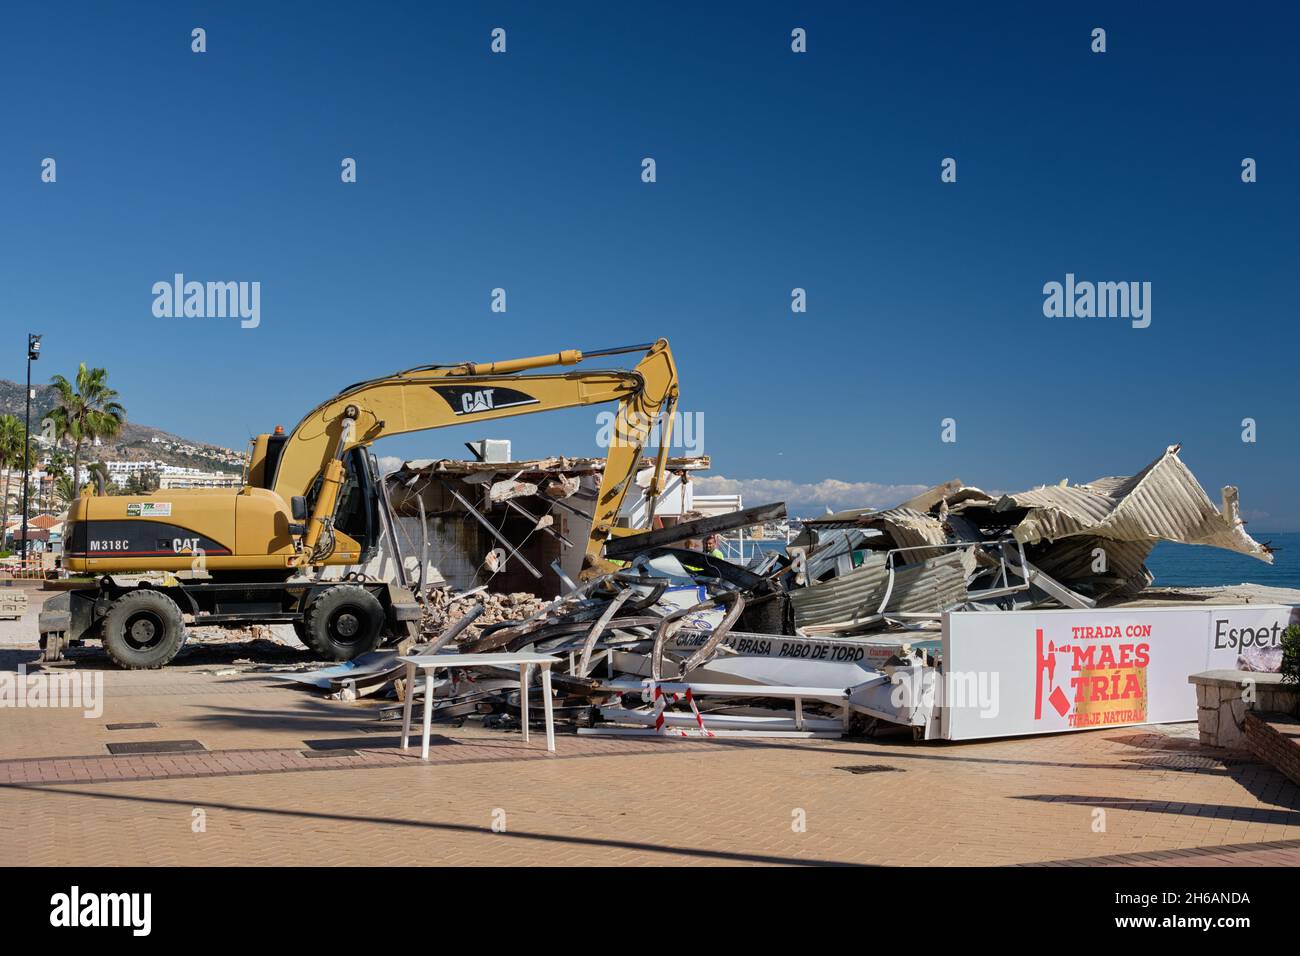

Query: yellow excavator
[39,340,679,668]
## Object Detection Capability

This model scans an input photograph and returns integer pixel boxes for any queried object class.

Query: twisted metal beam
[576,587,634,677]
[650,590,745,682]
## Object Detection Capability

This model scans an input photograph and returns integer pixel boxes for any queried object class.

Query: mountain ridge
[0,378,243,472]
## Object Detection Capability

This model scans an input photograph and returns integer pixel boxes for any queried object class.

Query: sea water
[1146,532,1299,590]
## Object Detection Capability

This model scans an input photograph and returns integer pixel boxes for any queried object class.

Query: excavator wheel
[102,590,187,670]
[291,619,311,649]
[303,585,384,661]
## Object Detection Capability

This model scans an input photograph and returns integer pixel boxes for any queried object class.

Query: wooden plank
[603,502,787,559]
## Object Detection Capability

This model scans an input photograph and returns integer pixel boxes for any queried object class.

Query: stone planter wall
[1188,670,1300,750]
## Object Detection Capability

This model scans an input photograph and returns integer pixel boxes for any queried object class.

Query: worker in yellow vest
[704,533,726,560]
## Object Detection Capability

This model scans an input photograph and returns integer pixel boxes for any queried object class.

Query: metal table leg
[421,669,436,760]
[540,665,555,753]
[401,661,416,750]
[519,663,531,744]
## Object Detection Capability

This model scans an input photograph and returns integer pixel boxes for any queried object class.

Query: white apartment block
[157,471,242,490]
[106,460,239,489]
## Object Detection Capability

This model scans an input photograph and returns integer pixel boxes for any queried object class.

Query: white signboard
[669,629,894,665]
[1205,605,1297,670]
[942,604,1293,741]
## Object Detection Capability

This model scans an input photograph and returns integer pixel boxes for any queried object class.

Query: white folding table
[399,652,561,759]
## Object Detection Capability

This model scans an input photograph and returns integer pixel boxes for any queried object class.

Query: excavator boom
[272,338,678,567]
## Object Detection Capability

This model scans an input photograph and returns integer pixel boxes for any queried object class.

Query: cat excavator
[39,340,679,668]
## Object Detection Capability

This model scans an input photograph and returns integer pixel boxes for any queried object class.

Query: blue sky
[3,2,1297,525]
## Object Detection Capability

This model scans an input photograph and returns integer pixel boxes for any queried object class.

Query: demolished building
[375,450,712,597]
[287,444,1294,744]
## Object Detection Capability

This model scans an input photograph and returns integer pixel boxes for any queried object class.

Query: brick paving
[1,654,1299,866]
[1026,838,1300,866]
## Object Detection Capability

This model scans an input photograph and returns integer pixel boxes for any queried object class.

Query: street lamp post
[19,333,41,565]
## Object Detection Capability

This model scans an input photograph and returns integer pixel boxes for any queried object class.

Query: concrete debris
[488,478,539,503]
[540,474,580,499]
[422,588,547,644]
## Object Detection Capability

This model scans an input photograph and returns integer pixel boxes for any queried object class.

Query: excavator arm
[268,339,679,569]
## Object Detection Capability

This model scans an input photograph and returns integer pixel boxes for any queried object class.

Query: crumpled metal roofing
[1024,535,1155,599]
[796,506,950,562]
[790,548,974,629]
[790,444,1272,624]
[957,444,1271,563]
[855,507,949,562]
[804,483,994,531]
[801,528,877,580]
[906,481,994,514]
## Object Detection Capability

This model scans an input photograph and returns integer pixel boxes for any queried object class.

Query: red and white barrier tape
[647,682,713,737]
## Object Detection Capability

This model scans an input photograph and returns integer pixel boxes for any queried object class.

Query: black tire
[291,619,311,649]
[304,585,385,661]
[102,590,187,670]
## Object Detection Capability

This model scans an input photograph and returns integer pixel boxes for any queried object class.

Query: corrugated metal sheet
[858,508,949,562]
[804,528,876,580]
[796,507,947,557]
[1024,535,1154,599]
[790,445,1268,617]
[798,507,877,532]
[899,480,993,513]
[896,480,965,512]
[790,549,974,629]
[968,445,1271,563]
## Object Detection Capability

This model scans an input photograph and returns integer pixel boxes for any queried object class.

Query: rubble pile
[286,445,1284,740]
[421,588,547,643]
[786,443,1273,635]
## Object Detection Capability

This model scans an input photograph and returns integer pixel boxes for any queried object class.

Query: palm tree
[53,474,78,509]
[86,461,110,495]
[43,448,68,513]
[0,414,25,522]
[48,364,126,499]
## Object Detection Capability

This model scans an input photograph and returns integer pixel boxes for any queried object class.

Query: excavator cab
[248,428,381,565]
[245,427,288,490]
[300,447,382,565]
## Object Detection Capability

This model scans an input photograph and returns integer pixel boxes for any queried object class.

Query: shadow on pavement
[3,783,863,867]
